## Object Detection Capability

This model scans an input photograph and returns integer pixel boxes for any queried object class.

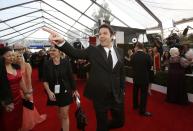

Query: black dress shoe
[140,112,152,117]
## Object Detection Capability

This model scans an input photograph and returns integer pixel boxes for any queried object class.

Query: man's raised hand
[42,27,64,45]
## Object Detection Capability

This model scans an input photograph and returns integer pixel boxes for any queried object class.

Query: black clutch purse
[22,99,34,110]
[74,97,87,130]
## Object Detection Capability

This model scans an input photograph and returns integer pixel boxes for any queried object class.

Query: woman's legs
[57,105,70,131]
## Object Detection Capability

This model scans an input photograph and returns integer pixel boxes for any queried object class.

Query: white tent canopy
[0,0,193,45]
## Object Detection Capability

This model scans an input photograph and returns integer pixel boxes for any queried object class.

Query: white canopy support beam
[174,17,193,25]
[135,0,164,41]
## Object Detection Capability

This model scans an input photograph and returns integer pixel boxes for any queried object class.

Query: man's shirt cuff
[57,41,65,47]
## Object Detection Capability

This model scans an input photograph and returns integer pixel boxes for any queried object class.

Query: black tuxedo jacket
[57,42,125,103]
[130,51,151,86]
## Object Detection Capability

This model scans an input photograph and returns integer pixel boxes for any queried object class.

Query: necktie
[107,50,113,69]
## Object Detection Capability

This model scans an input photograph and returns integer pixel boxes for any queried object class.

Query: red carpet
[31,69,193,131]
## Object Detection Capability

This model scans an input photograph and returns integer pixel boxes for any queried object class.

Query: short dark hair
[99,24,114,36]
[135,42,144,49]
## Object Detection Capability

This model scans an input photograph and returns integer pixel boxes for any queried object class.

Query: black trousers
[93,94,124,131]
[133,83,148,113]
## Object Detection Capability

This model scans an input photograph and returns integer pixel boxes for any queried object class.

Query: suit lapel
[113,47,122,71]
[97,45,108,62]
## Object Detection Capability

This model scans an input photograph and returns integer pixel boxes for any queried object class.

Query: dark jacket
[43,58,76,93]
[130,51,151,86]
[57,42,125,103]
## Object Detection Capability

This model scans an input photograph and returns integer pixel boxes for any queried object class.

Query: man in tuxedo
[130,43,152,116]
[43,24,125,131]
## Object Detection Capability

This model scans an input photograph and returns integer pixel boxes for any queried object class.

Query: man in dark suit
[43,24,125,131]
[130,43,152,116]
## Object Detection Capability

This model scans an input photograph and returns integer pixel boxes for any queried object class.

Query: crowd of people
[125,34,193,105]
[0,24,193,131]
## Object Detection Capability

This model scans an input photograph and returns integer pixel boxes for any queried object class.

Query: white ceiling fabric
[0,0,193,43]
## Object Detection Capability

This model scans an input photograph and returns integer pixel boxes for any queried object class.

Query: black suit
[130,51,151,113]
[57,42,125,131]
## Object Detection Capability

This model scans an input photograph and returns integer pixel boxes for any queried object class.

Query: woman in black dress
[43,46,79,131]
[167,47,193,105]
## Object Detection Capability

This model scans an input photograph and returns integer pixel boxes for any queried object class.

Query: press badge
[54,84,60,94]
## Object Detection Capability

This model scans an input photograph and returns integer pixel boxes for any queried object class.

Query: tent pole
[135,0,164,41]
